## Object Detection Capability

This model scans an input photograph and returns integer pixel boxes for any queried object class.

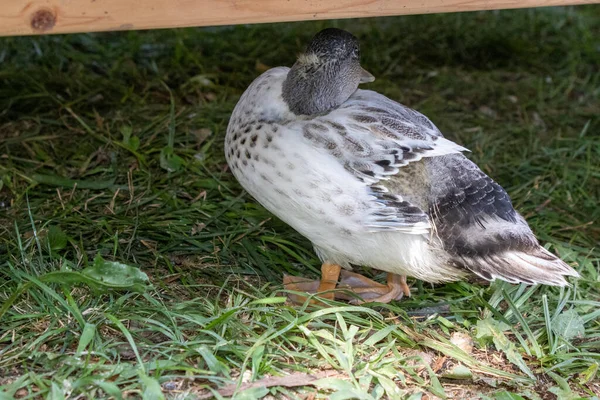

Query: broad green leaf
[160,146,184,172]
[314,378,357,392]
[247,297,287,306]
[47,225,68,251]
[50,382,66,400]
[374,374,401,398]
[476,318,535,380]
[552,309,585,341]
[93,381,123,399]
[436,316,454,328]
[196,345,230,376]
[475,317,510,343]
[251,345,265,379]
[121,125,133,143]
[0,258,150,321]
[547,371,578,399]
[128,136,140,151]
[76,323,96,356]
[441,364,472,380]
[363,325,397,347]
[39,268,147,293]
[370,384,384,400]
[0,392,13,400]
[81,255,150,292]
[121,126,140,151]
[548,386,578,400]
[140,374,164,400]
[204,308,240,330]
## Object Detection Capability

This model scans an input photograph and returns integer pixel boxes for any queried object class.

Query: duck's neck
[282,62,357,116]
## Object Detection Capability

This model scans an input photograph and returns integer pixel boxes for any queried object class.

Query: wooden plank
[0,0,597,37]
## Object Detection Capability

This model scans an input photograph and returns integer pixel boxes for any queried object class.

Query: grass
[0,5,599,399]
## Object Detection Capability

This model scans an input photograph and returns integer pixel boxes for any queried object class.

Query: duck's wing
[294,89,467,234]
[322,90,467,184]
[428,154,579,286]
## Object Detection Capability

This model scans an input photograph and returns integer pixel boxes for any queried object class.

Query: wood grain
[0,0,597,37]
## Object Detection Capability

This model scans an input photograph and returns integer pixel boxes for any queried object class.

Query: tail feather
[425,154,580,287]
[459,246,579,287]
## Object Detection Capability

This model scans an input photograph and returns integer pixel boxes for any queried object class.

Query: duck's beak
[360,67,375,83]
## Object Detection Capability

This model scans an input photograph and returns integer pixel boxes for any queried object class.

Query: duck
[224,28,579,304]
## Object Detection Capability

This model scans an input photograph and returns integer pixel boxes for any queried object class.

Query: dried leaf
[450,331,473,354]
[197,371,345,399]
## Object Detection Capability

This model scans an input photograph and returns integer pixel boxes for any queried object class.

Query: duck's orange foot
[283,263,341,304]
[337,271,410,304]
[284,264,410,305]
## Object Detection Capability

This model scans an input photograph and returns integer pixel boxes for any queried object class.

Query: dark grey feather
[427,154,579,285]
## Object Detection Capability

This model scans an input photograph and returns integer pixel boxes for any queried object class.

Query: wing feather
[292,89,468,234]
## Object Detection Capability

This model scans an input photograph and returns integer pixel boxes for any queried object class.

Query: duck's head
[282,28,374,116]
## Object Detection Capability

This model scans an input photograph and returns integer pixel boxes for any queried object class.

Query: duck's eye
[352,45,359,59]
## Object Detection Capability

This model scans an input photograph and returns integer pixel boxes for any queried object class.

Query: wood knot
[31,8,56,32]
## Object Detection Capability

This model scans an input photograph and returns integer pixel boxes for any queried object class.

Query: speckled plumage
[225,29,579,288]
